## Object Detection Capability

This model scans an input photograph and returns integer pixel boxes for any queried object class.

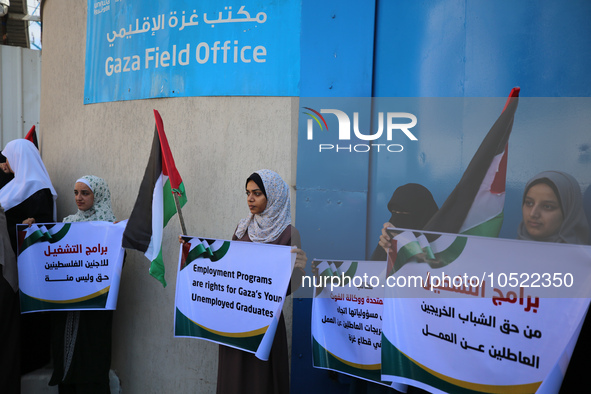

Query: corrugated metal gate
[0,45,41,148]
[293,1,591,392]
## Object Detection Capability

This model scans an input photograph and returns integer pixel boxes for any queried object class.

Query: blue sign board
[84,0,300,103]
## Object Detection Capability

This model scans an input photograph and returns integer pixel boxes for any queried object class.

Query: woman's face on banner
[522,183,564,240]
[245,180,267,215]
[74,182,95,212]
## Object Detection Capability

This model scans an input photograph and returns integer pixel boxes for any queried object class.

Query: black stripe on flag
[423,96,519,235]
[122,127,163,252]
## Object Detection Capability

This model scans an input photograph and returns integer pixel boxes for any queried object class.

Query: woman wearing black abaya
[350,184,438,394]
[0,208,19,393]
[0,139,57,377]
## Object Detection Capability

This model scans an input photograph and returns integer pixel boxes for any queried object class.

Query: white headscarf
[63,175,116,223]
[517,171,590,245]
[235,169,291,243]
[0,139,57,220]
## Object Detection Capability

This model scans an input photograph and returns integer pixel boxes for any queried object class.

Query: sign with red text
[17,221,126,313]
[311,259,405,390]
[381,230,591,394]
[174,236,293,361]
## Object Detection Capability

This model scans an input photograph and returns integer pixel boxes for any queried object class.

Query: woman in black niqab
[370,183,439,261]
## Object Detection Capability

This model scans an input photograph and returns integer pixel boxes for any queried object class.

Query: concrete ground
[21,367,121,393]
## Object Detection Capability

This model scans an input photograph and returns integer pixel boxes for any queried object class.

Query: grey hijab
[517,171,590,244]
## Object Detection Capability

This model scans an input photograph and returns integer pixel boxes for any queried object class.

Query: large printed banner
[85,0,300,103]
[174,236,293,360]
[311,260,403,388]
[381,230,591,394]
[17,221,127,313]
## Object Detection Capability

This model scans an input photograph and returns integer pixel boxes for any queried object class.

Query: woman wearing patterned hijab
[217,169,306,394]
[62,176,117,223]
[49,175,117,394]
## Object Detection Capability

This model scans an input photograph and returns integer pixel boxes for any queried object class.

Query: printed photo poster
[85,0,300,103]
[311,260,407,390]
[381,230,591,394]
[174,236,294,360]
[17,221,127,313]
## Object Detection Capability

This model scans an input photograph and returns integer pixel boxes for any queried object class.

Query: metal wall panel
[295,0,591,392]
[0,45,41,148]
[293,0,377,392]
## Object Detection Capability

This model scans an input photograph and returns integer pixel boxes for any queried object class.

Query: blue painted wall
[293,1,591,392]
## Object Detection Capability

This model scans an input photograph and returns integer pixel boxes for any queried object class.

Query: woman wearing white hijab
[49,175,117,394]
[0,138,57,251]
[0,138,57,379]
[216,169,306,394]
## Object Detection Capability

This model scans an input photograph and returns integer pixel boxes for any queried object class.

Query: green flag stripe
[163,179,187,228]
[149,247,167,287]
[460,212,504,237]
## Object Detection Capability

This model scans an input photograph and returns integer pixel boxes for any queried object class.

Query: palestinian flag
[122,110,187,287]
[423,87,520,236]
[25,125,39,149]
[388,88,520,274]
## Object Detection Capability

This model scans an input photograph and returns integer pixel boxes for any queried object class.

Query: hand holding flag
[388,88,520,274]
[122,110,187,287]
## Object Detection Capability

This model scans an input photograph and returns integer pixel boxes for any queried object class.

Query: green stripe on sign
[381,334,540,394]
[19,288,109,312]
[174,308,263,352]
[19,224,72,256]
[312,337,384,383]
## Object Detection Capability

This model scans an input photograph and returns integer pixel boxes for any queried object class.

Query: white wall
[40,2,297,393]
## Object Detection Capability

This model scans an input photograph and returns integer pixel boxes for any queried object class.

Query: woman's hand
[291,247,307,272]
[311,260,320,277]
[22,218,36,227]
[378,222,395,252]
[179,235,185,244]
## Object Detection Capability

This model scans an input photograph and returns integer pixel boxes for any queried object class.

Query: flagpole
[173,193,188,235]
